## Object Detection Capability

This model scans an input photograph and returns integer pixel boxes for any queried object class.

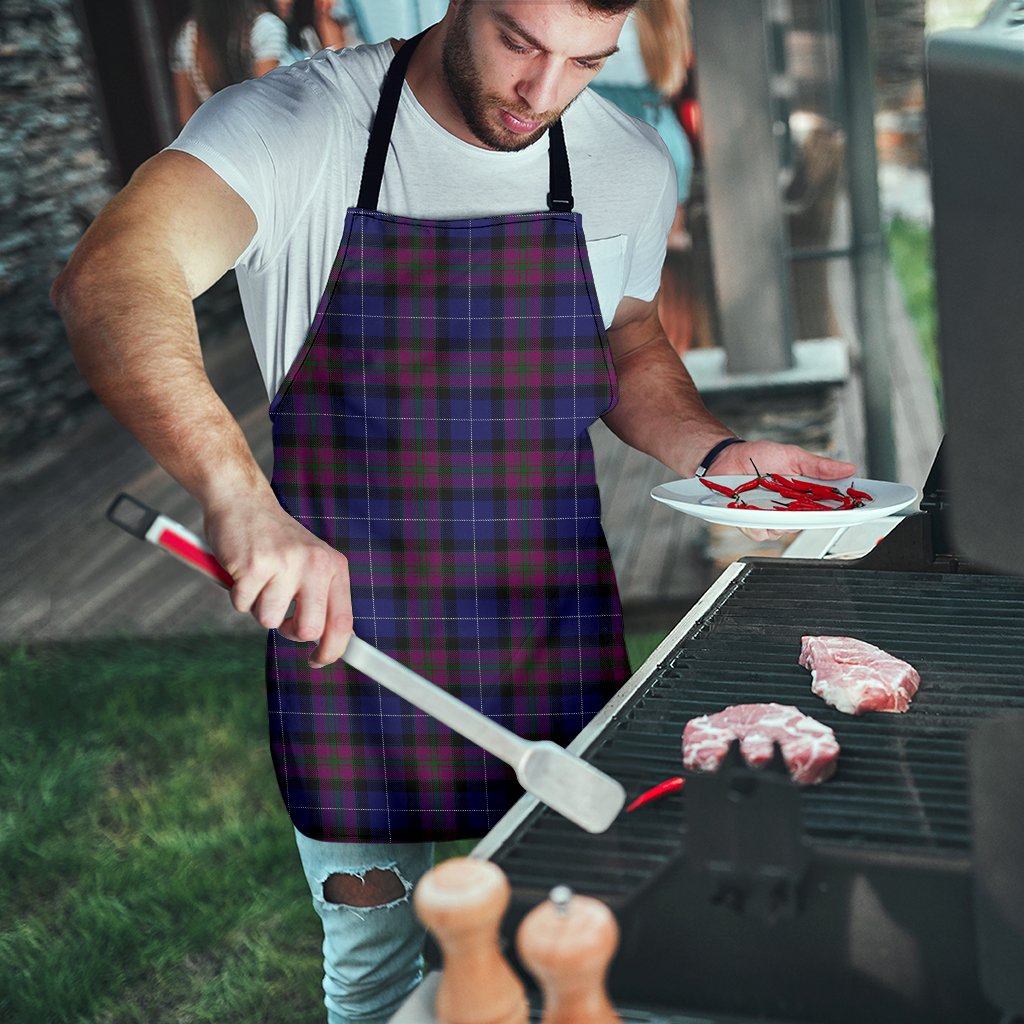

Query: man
[52,1,854,1019]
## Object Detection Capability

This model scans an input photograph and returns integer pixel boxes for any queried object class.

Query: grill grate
[492,563,1024,904]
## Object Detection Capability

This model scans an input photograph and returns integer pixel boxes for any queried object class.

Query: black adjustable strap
[357,29,429,211]
[546,119,574,213]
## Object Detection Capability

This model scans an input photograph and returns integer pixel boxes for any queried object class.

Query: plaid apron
[266,31,629,842]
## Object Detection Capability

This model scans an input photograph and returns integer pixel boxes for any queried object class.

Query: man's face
[441,1,626,151]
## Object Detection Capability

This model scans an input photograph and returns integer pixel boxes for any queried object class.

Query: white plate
[650,476,920,530]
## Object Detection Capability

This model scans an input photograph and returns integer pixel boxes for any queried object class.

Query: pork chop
[799,635,920,716]
[682,702,840,785]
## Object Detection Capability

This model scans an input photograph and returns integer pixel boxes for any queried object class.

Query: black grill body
[482,558,1024,1023]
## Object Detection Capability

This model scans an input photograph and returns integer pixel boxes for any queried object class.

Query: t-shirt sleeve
[623,133,678,302]
[251,12,289,63]
[165,65,341,272]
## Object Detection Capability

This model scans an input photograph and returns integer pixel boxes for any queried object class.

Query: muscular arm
[603,294,856,480]
[51,151,353,663]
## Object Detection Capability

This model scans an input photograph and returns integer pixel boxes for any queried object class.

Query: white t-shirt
[168,40,676,399]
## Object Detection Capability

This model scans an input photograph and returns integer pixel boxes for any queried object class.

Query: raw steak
[799,636,920,716]
[682,703,839,785]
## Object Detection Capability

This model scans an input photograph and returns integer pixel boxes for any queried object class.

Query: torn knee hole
[323,868,406,908]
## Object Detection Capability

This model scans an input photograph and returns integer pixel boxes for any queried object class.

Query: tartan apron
[266,31,629,842]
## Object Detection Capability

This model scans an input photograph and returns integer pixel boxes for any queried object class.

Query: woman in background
[591,0,695,350]
[277,0,349,62]
[171,0,289,127]
[591,0,693,210]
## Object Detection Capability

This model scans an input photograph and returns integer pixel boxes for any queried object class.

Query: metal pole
[691,0,794,374]
[837,0,898,480]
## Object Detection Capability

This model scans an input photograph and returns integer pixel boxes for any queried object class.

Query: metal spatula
[107,493,626,834]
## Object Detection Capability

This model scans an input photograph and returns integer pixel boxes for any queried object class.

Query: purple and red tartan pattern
[267,209,630,842]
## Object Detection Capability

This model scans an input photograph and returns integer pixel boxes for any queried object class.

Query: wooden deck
[1,242,941,645]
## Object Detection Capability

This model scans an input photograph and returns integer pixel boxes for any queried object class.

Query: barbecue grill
[467,450,1024,1022]
[392,7,1024,1021]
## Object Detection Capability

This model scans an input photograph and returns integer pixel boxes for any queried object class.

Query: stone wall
[0,0,116,463]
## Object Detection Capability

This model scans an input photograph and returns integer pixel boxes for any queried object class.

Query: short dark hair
[579,0,640,13]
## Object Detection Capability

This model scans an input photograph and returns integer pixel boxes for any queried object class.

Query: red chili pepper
[625,776,685,812]
[780,497,835,511]
[734,478,762,494]
[768,473,814,493]
[758,477,798,496]
[773,473,847,499]
[847,486,873,502]
[762,479,825,502]
[699,477,738,498]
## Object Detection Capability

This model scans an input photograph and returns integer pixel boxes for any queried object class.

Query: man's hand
[708,440,857,542]
[204,495,354,667]
[709,439,855,482]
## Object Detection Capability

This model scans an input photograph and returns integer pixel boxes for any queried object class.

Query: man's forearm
[51,152,356,665]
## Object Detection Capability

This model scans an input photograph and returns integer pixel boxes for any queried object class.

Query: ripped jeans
[294,829,435,1024]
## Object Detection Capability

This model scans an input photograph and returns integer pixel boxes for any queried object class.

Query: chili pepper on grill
[625,776,685,812]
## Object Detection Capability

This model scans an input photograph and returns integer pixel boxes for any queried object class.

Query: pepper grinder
[413,856,528,1024]
[516,885,621,1024]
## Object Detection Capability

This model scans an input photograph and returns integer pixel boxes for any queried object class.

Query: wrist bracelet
[695,437,745,478]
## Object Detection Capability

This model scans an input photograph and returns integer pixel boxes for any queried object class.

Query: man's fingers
[250,576,300,630]
[226,555,276,615]
[798,455,856,480]
[310,568,354,668]
[279,579,329,645]
[740,527,790,542]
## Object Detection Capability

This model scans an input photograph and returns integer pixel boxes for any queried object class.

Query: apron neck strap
[357,29,426,211]
[357,29,575,214]
[545,119,573,213]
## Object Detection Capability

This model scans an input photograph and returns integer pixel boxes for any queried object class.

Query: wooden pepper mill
[516,885,621,1024]
[413,856,528,1024]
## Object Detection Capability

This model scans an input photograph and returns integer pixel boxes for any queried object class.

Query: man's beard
[441,3,559,151]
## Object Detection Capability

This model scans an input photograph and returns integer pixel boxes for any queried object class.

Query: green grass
[887,216,941,404]
[1,629,668,1023]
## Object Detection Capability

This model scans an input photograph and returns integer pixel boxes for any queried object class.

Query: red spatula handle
[106,492,234,589]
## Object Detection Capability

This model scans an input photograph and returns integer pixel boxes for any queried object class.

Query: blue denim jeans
[294,829,436,1024]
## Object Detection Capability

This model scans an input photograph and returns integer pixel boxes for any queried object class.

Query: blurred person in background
[592,0,693,211]
[171,0,289,126]
[334,0,450,45]
[592,0,695,347]
[277,0,350,62]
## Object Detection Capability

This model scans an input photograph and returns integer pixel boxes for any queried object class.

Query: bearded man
[52,3,853,1020]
